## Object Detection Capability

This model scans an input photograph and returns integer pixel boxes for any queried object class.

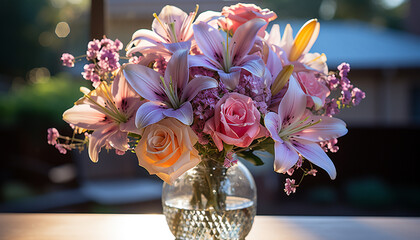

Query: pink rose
[204,93,267,151]
[135,118,200,184]
[297,72,330,109]
[219,3,277,37]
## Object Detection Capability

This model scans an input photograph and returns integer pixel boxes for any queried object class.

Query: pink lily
[264,76,347,179]
[123,49,218,129]
[126,5,220,56]
[62,72,142,163]
[190,18,267,90]
[267,19,327,74]
[266,20,329,109]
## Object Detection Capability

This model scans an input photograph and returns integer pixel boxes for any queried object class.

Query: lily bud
[271,65,294,96]
[289,19,320,62]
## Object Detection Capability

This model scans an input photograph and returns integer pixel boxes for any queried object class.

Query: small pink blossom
[341,90,352,105]
[47,128,59,145]
[284,178,297,196]
[129,56,141,64]
[325,98,339,116]
[82,63,100,86]
[286,167,294,176]
[321,138,339,153]
[55,143,70,154]
[326,74,339,90]
[87,39,101,60]
[61,53,75,67]
[115,149,126,155]
[307,169,317,176]
[296,156,303,168]
[338,62,350,79]
[351,87,365,106]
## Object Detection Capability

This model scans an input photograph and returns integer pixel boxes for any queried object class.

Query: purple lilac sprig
[190,67,228,144]
[322,63,366,117]
[61,37,124,87]
[314,63,365,154]
[83,37,123,86]
[61,53,75,67]
[191,87,222,145]
[235,72,271,115]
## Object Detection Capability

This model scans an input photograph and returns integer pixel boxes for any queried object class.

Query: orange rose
[135,118,200,184]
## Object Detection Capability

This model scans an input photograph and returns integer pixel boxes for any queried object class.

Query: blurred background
[1,0,419,216]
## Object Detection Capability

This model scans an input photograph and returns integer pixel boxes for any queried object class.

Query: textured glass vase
[162,160,257,240]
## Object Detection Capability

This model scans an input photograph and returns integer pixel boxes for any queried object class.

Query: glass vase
[162,160,257,240]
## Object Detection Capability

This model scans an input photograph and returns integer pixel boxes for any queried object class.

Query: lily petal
[264,112,283,143]
[163,101,193,126]
[296,113,348,142]
[218,70,241,90]
[289,19,320,62]
[152,5,188,41]
[63,104,107,130]
[189,54,222,71]
[194,10,221,27]
[130,29,166,44]
[292,138,337,180]
[193,21,225,63]
[162,41,191,53]
[111,71,139,109]
[135,101,166,129]
[278,75,307,125]
[164,49,189,90]
[265,45,283,79]
[230,18,266,64]
[267,24,281,46]
[273,141,299,173]
[88,125,118,163]
[108,130,129,152]
[127,29,166,56]
[123,64,164,102]
[280,24,294,54]
[181,76,218,102]
[234,55,265,78]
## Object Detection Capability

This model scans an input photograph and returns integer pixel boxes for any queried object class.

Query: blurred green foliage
[1,0,89,79]
[0,73,88,132]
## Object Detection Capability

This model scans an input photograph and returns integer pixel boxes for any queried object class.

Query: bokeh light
[55,21,70,38]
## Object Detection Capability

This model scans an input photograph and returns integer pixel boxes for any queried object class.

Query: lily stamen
[169,22,178,42]
[153,13,171,38]
[279,117,322,140]
[84,94,126,123]
[188,4,199,28]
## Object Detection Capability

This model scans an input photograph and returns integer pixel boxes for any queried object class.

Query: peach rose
[219,3,277,37]
[135,118,200,184]
[204,93,267,151]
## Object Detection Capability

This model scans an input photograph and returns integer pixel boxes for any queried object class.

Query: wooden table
[0,214,419,240]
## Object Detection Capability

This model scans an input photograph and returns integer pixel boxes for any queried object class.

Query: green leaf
[236,150,265,166]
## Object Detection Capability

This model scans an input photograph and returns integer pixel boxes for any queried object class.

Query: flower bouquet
[49,3,365,239]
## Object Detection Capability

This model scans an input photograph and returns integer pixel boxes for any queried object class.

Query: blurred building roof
[107,0,255,18]
[272,20,420,69]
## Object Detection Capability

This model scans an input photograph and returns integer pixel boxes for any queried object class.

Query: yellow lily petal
[271,65,294,96]
[289,19,320,62]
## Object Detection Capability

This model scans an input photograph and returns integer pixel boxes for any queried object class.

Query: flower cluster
[52,3,365,193]
[61,37,123,88]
